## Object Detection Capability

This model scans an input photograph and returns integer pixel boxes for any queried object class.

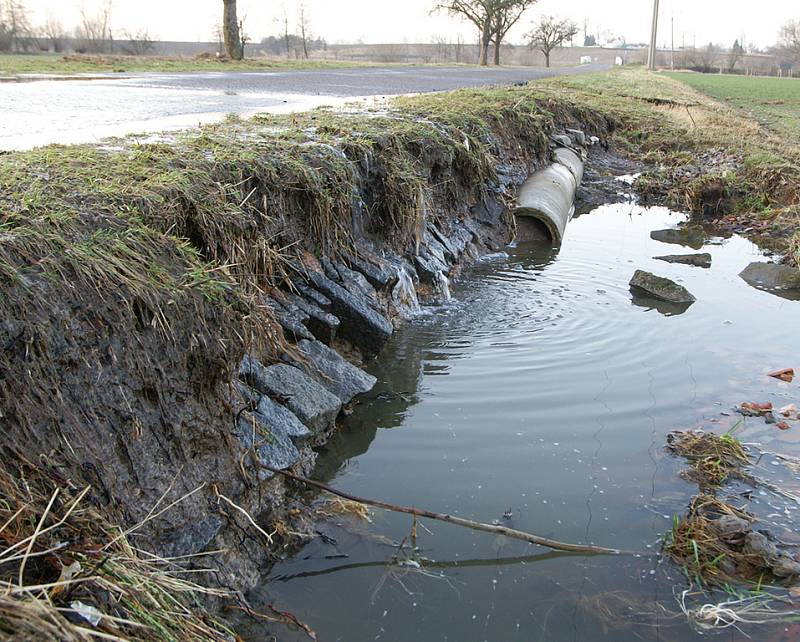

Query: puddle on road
[241,202,800,641]
[0,80,380,150]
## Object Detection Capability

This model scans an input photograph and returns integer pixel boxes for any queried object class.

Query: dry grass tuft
[316,497,373,523]
[666,430,749,488]
[0,451,238,641]
[664,495,755,587]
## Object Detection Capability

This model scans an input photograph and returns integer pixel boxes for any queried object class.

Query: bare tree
[43,13,67,52]
[454,32,465,63]
[0,0,34,52]
[527,15,577,68]
[727,39,744,72]
[222,0,243,60]
[75,1,114,54]
[779,20,800,62]
[698,42,720,72]
[119,29,154,55]
[281,4,291,57]
[490,0,536,65]
[297,3,311,59]
[239,16,249,54]
[433,1,494,66]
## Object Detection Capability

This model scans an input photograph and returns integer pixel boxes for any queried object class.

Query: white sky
[25,1,798,49]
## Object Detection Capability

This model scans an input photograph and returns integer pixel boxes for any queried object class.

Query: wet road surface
[0,63,609,150]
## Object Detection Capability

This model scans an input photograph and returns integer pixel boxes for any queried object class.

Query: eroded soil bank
[1,69,799,639]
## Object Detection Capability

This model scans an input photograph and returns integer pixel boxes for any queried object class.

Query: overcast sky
[25,1,797,49]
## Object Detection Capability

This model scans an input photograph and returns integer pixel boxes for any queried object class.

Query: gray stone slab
[307,270,393,357]
[235,412,301,480]
[239,357,341,432]
[422,230,449,265]
[255,394,311,440]
[263,295,313,342]
[629,269,695,304]
[740,262,800,298]
[334,260,380,302]
[296,339,377,403]
[427,224,458,263]
[344,252,397,289]
[294,283,332,310]
[654,253,712,268]
[414,252,447,284]
[282,291,340,345]
[650,227,706,250]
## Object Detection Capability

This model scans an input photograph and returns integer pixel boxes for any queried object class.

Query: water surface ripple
[244,203,800,641]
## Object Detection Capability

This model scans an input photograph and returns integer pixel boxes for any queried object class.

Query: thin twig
[214,489,275,545]
[262,466,630,556]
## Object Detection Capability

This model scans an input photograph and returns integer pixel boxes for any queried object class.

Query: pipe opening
[515,214,554,244]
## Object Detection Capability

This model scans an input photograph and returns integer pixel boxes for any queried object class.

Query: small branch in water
[262,465,628,556]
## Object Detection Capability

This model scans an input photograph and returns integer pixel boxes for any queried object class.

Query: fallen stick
[262,465,626,556]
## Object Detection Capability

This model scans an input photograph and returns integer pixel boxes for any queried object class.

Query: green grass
[665,72,800,139]
[0,53,373,75]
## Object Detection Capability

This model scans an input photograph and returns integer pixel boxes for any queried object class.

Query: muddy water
[244,203,800,641]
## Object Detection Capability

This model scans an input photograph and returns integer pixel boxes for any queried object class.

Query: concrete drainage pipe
[515,147,585,245]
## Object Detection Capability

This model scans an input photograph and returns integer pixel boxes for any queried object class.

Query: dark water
[243,203,800,641]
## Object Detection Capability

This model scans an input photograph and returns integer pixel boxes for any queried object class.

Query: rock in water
[650,226,706,250]
[654,253,712,268]
[739,262,800,297]
[629,270,696,304]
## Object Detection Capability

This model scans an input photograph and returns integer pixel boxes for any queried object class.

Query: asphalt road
[0,63,609,150]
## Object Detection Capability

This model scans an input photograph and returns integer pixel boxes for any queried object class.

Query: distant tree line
[675,25,798,76]
[0,0,153,55]
[260,34,326,57]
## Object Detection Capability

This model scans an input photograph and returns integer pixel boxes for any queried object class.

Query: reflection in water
[242,204,800,642]
[629,292,693,317]
[272,549,583,583]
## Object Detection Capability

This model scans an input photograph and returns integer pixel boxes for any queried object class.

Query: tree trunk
[544,49,551,68]
[479,17,492,66]
[493,37,501,65]
[222,0,243,60]
[301,26,308,59]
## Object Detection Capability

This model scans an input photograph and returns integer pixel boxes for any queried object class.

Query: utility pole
[647,0,660,70]
[670,16,674,70]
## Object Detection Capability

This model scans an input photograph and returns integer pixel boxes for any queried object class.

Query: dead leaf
[768,368,795,383]
[740,402,773,416]
[50,561,81,599]
[779,404,797,418]
[777,421,791,431]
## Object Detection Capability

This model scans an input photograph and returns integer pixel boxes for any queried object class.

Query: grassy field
[665,71,800,139]
[0,53,371,75]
